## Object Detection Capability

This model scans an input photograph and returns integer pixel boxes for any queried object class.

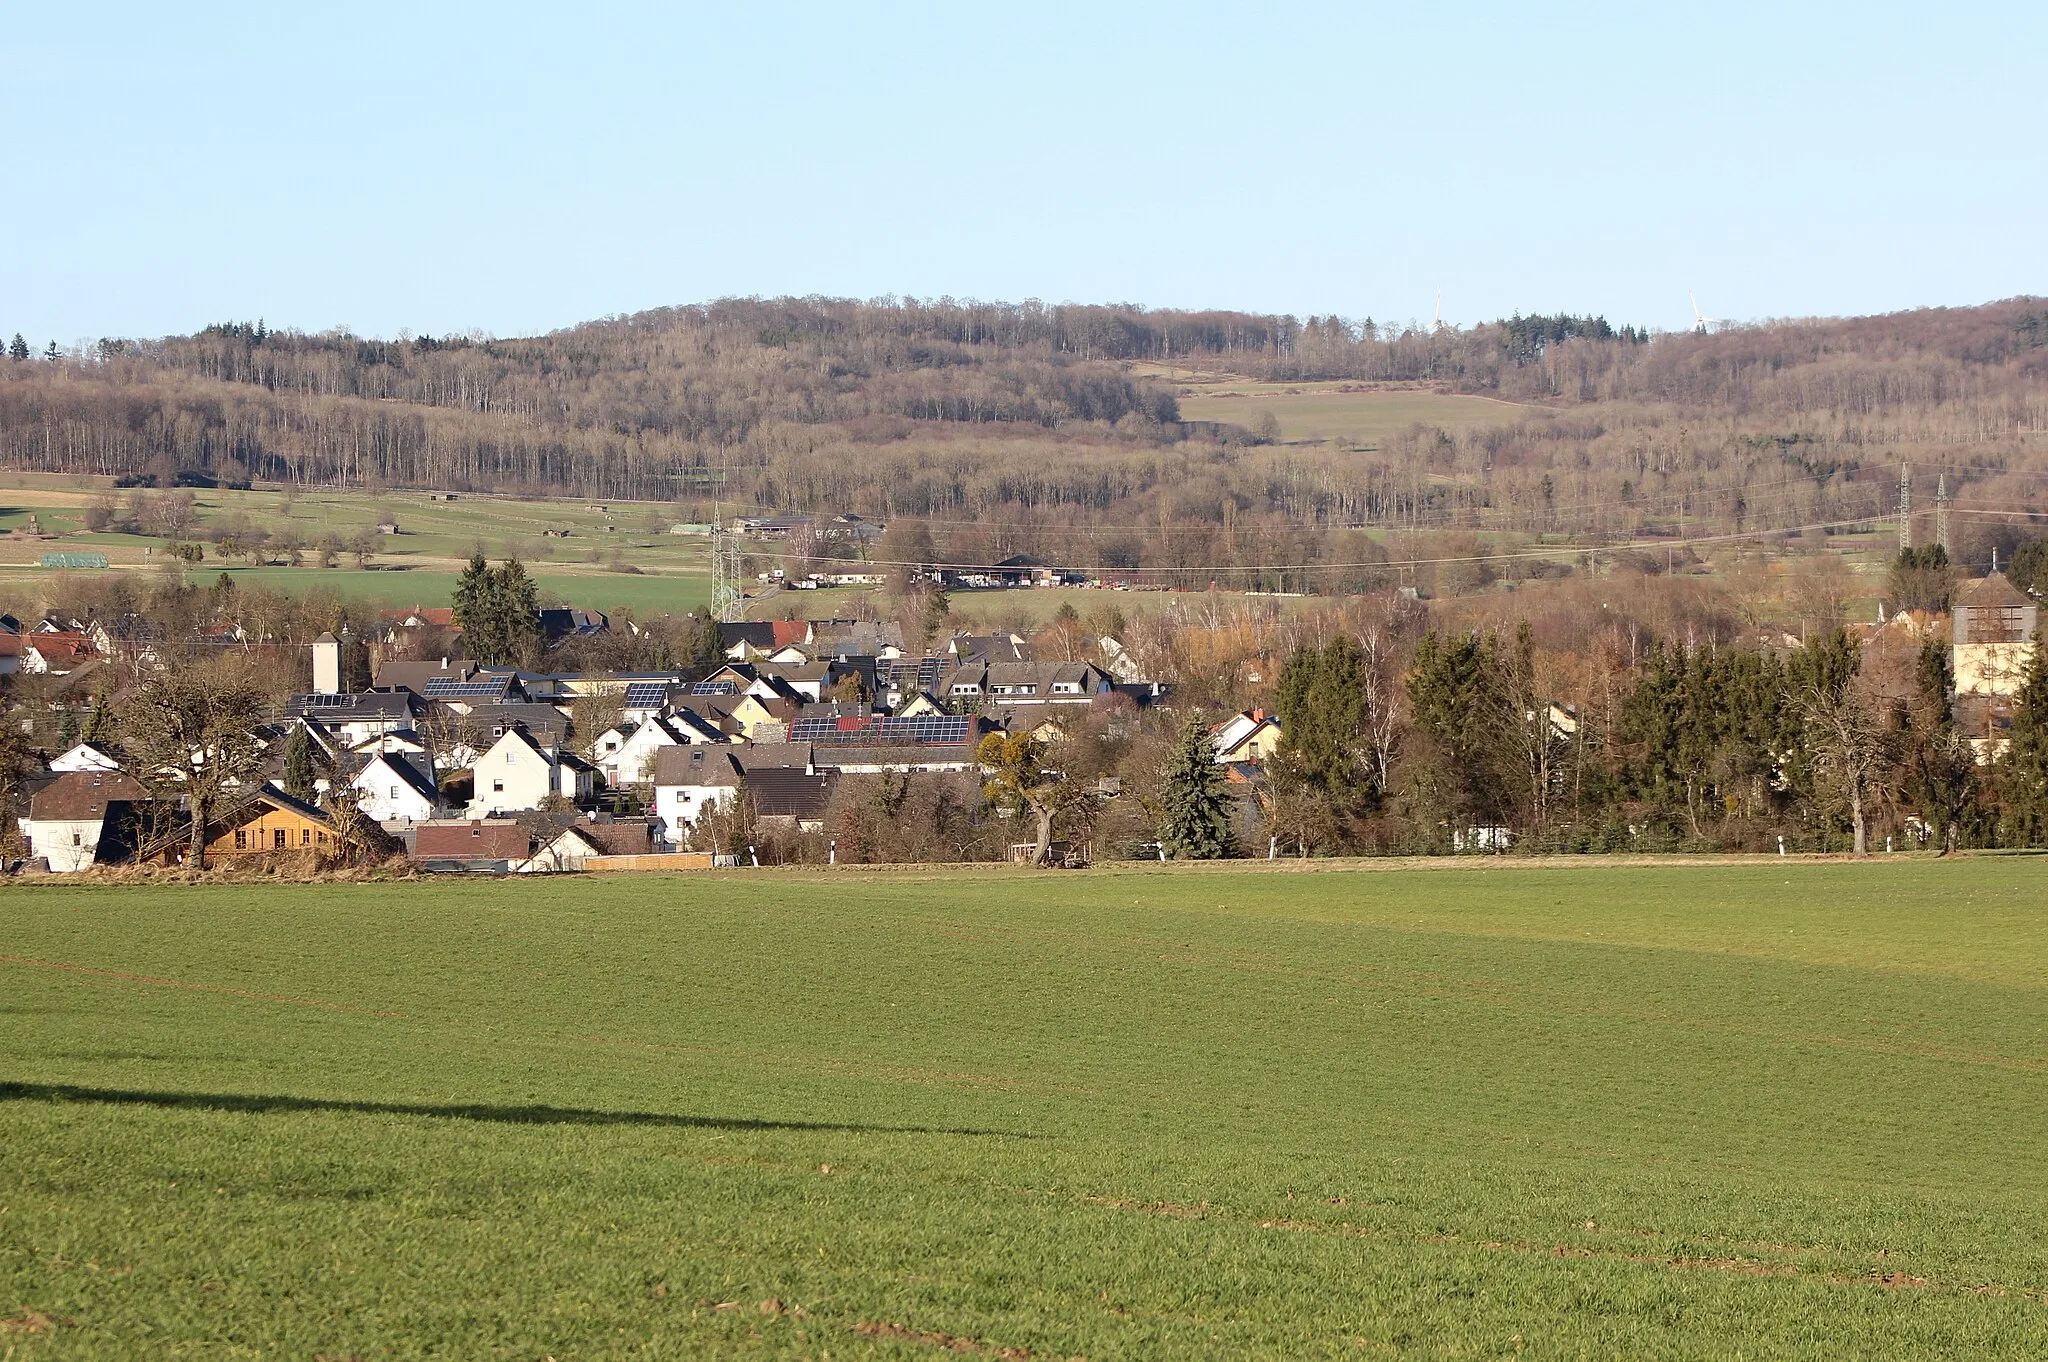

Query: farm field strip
[3,859,2047,1357]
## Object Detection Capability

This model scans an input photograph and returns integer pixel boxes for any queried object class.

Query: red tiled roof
[29,771,149,821]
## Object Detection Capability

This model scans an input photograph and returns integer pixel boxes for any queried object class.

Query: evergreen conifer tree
[8,335,27,362]
[452,554,540,665]
[1158,717,1234,859]
[1999,632,2048,847]
[282,722,317,803]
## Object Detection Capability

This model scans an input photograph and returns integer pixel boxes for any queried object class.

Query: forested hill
[2,296,2045,566]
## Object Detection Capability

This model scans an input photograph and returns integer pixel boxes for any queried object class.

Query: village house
[203,787,341,859]
[21,632,93,675]
[414,818,531,872]
[719,619,812,661]
[651,745,743,829]
[514,816,662,872]
[1953,572,2038,698]
[589,714,708,787]
[352,750,441,823]
[941,660,1115,706]
[292,691,422,748]
[471,726,594,813]
[747,768,837,833]
[1209,710,1284,765]
[49,741,121,773]
[21,770,150,872]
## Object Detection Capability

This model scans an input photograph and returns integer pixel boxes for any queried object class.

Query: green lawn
[3,859,2047,1357]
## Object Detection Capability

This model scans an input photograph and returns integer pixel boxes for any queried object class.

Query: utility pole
[1897,462,1911,553]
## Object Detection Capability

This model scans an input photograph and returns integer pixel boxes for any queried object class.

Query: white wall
[25,817,106,872]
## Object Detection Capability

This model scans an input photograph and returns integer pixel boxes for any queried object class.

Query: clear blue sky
[6,2,2042,345]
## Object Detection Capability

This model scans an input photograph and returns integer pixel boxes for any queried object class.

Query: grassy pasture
[4,858,2048,1358]
[1165,377,1535,447]
[0,476,717,616]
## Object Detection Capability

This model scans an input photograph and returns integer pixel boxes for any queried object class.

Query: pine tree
[8,335,26,362]
[81,692,114,745]
[452,555,539,665]
[1273,635,1366,801]
[1158,717,1234,859]
[1999,632,2048,847]
[452,551,488,633]
[282,722,317,803]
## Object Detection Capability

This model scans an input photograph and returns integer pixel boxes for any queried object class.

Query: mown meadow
[3,858,2046,1358]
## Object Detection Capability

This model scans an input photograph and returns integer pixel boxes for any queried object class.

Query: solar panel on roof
[424,678,508,698]
[691,680,738,695]
[622,682,668,709]
[300,693,354,709]
[789,713,971,746]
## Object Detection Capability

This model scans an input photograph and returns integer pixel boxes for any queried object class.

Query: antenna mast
[1897,463,1911,553]
[709,478,745,623]
[1935,473,1950,553]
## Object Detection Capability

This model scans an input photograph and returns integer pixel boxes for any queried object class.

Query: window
[492,780,504,793]
[301,828,312,846]
[390,786,401,798]
[273,828,286,850]
[71,831,82,847]
[234,830,247,849]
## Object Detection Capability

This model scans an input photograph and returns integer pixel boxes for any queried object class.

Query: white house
[593,718,674,787]
[591,713,725,787]
[22,770,149,872]
[291,692,420,749]
[513,825,610,873]
[1210,710,1283,765]
[50,741,121,773]
[471,726,593,814]
[651,746,741,830]
[352,751,440,824]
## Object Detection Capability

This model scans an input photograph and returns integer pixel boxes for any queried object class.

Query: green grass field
[5,858,2047,1358]
[0,476,725,617]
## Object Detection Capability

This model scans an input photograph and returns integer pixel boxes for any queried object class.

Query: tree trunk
[1850,779,1867,856]
[1030,799,1053,867]
[187,792,207,869]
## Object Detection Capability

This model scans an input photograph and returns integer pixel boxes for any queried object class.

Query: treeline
[1248,609,2043,856]
[4,297,2047,586]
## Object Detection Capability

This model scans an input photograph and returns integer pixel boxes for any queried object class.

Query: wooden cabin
[203,788,339,858]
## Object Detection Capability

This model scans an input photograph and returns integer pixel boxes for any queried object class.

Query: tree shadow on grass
[0,1082,1031,1139]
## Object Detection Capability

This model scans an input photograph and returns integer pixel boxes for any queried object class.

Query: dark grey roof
[745,767,836,819]
[465,704,572,738]
[652,746,741,787]
[292,691,419,721]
